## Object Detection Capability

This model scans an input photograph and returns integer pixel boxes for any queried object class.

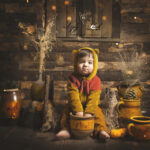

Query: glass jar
[0,88,22,120]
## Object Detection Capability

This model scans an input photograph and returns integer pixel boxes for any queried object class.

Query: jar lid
[3,88,19,92]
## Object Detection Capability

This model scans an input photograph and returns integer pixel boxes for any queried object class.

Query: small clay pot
[31,82,44,101]
[128,116,150,141]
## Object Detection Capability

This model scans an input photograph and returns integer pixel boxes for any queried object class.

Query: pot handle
[117,101,124,114]
[127,123,135,137]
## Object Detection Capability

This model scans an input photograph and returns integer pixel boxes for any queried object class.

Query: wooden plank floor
[0,126,150,150]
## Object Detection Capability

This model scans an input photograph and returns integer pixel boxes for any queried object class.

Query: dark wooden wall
[0,0,150,114]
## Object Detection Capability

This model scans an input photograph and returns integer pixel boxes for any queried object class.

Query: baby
[56,47,110,140]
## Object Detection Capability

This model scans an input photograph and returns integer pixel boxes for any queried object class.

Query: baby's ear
[94,48,99,54]
[72,49,78,54]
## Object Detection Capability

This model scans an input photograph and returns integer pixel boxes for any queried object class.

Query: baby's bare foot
[99,130,110,139]
[56,130,71,139]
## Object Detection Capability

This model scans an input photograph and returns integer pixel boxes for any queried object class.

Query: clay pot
[70,113,94,139]
[117,82,143,99]
[0,88,22,120]
[31,82,44,101]
[128,116,150,141]
[117,98,142,127]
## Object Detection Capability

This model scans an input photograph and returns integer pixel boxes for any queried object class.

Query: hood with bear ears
[72,47,99,80]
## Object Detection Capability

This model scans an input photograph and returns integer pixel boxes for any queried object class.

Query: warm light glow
[26,0,29,3]
[134,16,137,20]
[14,95,17,101]
[147,80,150,85]
[11,101,17,107]
[67,16,72,22]
[102,16,107,21]
[52,5,56,11]
[141,52,146,57]
[64,0,69,5]
[24,44,28,50]
[118,44,124,48]
[13,92,17,102]
[125,70,133,75]
[115,43,119,46]
[12,113,17,119]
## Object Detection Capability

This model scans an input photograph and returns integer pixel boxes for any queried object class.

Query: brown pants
[60,104,108,136]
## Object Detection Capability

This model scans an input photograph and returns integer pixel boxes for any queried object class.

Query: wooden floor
[0,126,150,150]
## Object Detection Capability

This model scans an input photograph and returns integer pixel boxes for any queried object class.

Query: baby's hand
[75,112,84,117]
[84,113,92,117]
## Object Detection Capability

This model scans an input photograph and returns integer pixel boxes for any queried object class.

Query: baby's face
[77,55,94,75]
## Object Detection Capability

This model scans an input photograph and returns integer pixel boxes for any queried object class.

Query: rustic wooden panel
[66,0,76,37]
[53,80,68,106]
[120,23,150,41]
[82,0,112,38]
[121,13,150,24]
[0,68,39,81]
[121,0,148,8]
[143,42,150,54]
[0,13,37,24]
[4,3,38,13]
[82,0,101,37]
[101,0,112,37]
[120,0,150,42]
[112,0,121,38]
[0,42,20,51]
[0,0,41,3]
[52,41,143,52]
[56,0,66,37]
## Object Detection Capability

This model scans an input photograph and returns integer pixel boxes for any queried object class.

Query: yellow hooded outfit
[60,47,108,136]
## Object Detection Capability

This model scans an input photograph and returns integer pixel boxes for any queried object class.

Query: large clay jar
[0,88,22,120]
[117,98,143,127]
[128,116,150,141]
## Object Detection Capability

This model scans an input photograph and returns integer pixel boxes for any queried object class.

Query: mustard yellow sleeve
[84,90,101,114]
[67,83,83,113]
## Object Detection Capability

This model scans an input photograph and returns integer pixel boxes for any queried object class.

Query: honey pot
[0,88,22,120]
[70,113,95,139]
[117,98,143,127]
[128,116,150,141]
[117,81,143,99]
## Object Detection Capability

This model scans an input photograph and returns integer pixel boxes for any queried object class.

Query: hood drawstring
[80,80,90,95]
